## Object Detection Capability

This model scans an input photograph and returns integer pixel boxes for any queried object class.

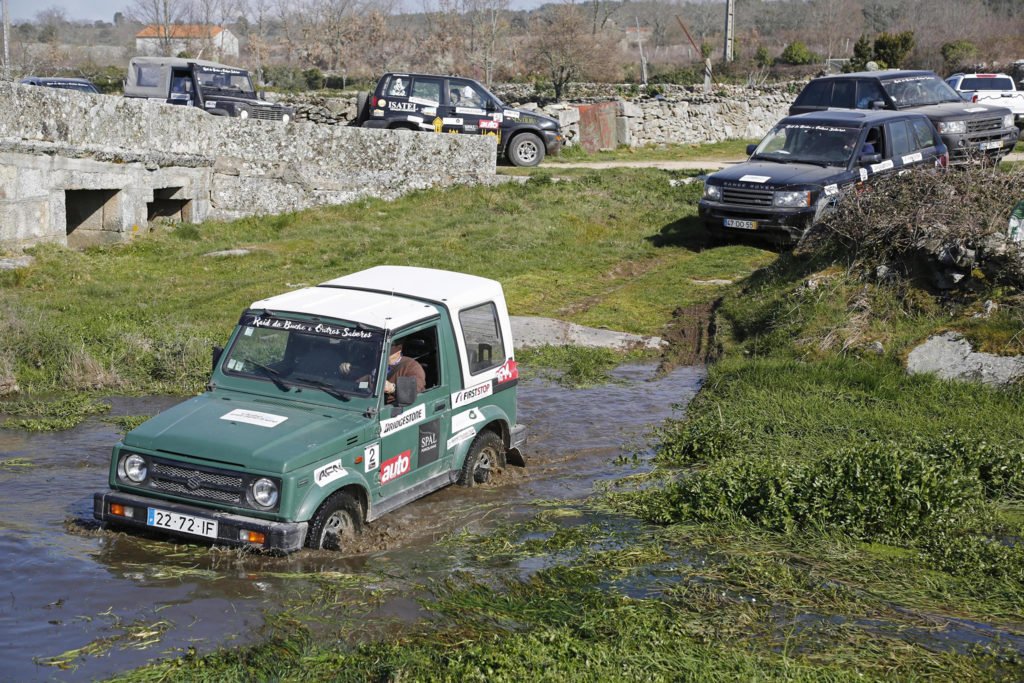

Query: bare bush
[64,347,123,390]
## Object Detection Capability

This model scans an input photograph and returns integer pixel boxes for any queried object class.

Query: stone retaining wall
[0,82,495,250]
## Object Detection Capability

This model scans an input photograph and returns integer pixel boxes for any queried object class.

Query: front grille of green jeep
[150,459,246,507]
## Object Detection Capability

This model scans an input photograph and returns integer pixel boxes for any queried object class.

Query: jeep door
[375,323,452,502]
[888,116,945,171]
[446,78,503,146]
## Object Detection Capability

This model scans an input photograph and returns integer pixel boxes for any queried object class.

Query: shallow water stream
[0,364,704,680]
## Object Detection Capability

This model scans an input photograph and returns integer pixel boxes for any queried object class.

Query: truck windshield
[751,123,861,167]
[222,315,383,399]
[196,66,255,97]
[883,75,961,107]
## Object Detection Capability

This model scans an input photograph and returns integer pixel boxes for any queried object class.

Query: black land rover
[354,72,563,167]
[789,70,1018,163]
[699,109,947,244]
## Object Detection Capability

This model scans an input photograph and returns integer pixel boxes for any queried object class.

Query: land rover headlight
[938,120,967,135]
[121,454,148,483]
[251,478,278,508]
[1003,113,1014,129]
[238,108,249,119]
[773,190,810,208]
[282,113,291,124]
[704,182,722,201]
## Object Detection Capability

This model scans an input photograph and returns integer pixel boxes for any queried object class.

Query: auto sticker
[452,407,487,432]
[901,152,922,164]
[389,101,416,112]
[870,160,894,173]
[364,441,380,473]
[442,117,463,125]
[447,427,477,450]
[409,96,438,106]
[418,419,441,466]
[823,184,838,196]
[380,450,411,484]
[314,459,347,487]
[219,409,288,428]
[380,404,426,436]
[455,107,486,116]
[479,119,500,130]
[452,381,493,408]
[739,175,771,183]
[859,167,869,181]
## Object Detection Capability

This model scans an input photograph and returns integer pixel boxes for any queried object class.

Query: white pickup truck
[946,73,1024,131]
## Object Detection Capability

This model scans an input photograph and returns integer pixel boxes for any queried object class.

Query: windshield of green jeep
[196,66,255,97]
[222,315,383,399]
[883,75,961,107]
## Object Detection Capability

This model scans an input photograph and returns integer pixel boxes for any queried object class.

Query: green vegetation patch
[0,395,110,431]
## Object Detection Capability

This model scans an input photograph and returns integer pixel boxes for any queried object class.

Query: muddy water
[0,364,704,681]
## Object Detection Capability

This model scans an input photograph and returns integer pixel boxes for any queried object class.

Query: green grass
[548,139,754,164]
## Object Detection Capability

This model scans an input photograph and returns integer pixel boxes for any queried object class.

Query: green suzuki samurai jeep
[94,266,526,553]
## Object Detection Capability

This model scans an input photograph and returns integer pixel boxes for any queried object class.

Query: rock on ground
[906,332,1024,386]
[511,316,666,351]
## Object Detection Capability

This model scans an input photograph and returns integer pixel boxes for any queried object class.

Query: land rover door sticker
[364,441,381,473]
[418,419,441,466]
[379,404,426,436]
[314,460,347,487]
[220,409,288,428]
[452,381,493,408]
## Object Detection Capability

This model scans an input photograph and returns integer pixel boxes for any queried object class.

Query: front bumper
[94,490,307,553]
[699,200,814,244]
[941,127,1019,162]
[542,130,563,156]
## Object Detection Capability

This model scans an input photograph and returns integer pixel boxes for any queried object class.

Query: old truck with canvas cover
[94,266,526,553]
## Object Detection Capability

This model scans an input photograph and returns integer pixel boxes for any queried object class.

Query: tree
[525,2,616,100]
[873,30,914,69]
[129,0,190,55]
[941,40,977,73]
[754,44,772,68]
[779,40,817,66]
[844,33,873,72]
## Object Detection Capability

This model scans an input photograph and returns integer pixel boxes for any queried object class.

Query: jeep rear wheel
[508,132,545,167]
[306,491,362,551]
[458,431,504,486]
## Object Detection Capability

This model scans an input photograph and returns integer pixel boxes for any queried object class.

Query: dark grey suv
[789,70,1018,163]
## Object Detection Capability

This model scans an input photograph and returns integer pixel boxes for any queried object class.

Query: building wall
[0,82,495,250]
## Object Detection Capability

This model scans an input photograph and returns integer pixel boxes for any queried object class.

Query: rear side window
[831,81,855,108]
[795,80,831,108]
[136,65,161,87]
[911,119,937,149]
[889,121,912,156]
[856,81,886,108]
[459,303,505,375]
[411,77,443,105]
[959,77,1014,91]
[385,76,410,97]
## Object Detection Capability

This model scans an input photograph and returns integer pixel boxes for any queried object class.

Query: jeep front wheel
[458,431,504,486]
[508,132,545,167]
[306,491,362,550]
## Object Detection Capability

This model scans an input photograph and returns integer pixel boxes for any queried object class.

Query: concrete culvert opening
[65,189,121,248]
[148,187,191,226]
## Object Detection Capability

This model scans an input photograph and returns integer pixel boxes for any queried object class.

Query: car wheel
[306,491,362,551]
[355,91,370,125]
[507,132,545,167]
[458,431,504,486]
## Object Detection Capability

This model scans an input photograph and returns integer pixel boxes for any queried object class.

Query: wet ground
[0,363,704,681]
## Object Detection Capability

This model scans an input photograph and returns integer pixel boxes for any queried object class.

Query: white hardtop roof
[249,266,504,331]
[320,266,505,312]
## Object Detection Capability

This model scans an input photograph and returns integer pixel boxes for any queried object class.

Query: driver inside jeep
[340,339,425,402]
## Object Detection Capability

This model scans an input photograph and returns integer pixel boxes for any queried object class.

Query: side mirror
[746,143,757,155]
[859,153,882,165]
[394,376,418,406]
[870,100,885,110]
[211,345,224,372]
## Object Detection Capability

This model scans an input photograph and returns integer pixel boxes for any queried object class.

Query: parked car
[354,72,563,166]
[945,72,1024,131]
[789,69,1018,163]
[124,57,294,123]
[18,77,100,94]
[699,109,948,244]
[94,266,527,554]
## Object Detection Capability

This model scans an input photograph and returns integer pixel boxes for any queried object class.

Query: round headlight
[123,454,147,483]
[238,109,249,120]
[282,113,291,124]
[252,478,278,508]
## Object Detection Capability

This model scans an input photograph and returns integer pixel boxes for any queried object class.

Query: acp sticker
[220,409,287,428]
[902,152,923,165]
[363,441,380,473]
[452,407,487,432]
[379,404,426,437]
[823,184,838,197]
[380,450,411,484]
[314,460,347,487]
[442,117,464,126]
[447,427,477,450]
[739,174,771,183]
[870,160,894,173]
[452,381,492,408]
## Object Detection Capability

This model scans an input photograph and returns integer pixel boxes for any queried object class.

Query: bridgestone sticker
[380,404,426,436]
[364,442,380,473]
[902,152,923,164]
[220,409,288,428]
[823,184,838,196]
[739,175,771,183]
[314,460,347,487]
[870,160,894,173]
[452,407,486,432]
[447,427,477,450]
[452,381,493,408]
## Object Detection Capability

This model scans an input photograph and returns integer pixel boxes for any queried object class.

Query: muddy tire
[507,132,545,167]
[458,431,504,486]
[354,91,370,126]
[306,491,362,551]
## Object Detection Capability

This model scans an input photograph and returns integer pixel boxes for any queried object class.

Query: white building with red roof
[135,25,239,59]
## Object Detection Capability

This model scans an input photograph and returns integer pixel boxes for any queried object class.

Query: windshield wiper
[243,358,290,393]
[291,376,351,402]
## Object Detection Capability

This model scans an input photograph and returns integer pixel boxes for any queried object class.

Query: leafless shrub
[64,347,123,390]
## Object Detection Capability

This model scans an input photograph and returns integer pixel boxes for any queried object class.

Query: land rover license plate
[724,218,757,230]
[979,141,1003,151]
[147,507,218,538]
